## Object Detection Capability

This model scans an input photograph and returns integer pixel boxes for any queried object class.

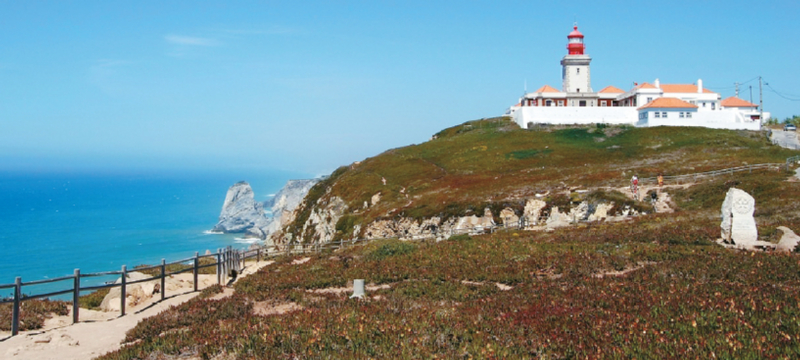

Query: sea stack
[212,181,268,233]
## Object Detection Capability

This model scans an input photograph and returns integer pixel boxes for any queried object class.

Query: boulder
[546,206,571,229]
[523,199,547,227]
[99,272,158,312]
[775,226,800,252]
[499,208,519,227]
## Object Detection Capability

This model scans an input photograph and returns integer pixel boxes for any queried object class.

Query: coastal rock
[523,199,547,228]
[588,203,614,221]
[545,206,570,229]
[212,181,268,234]
[99,272,158,312]
[720,187,758,249]
[499,208,519,227]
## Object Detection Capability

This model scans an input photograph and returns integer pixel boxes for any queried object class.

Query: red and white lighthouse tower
[561,24,592,94]
[567,25,585,55]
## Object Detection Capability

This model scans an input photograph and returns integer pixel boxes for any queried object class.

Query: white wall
[641,109,761,130]
[514,107,637,127]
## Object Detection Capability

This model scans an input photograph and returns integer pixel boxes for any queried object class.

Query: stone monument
[720,188,758,249]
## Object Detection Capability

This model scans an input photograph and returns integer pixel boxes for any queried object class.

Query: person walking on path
[631,175,639,201]
[657,173,664,187]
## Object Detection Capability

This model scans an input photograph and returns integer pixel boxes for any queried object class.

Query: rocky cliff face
[212,181,268,233]
[212,179,319,241]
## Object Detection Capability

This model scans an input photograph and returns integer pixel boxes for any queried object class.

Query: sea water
[0,169,308,299]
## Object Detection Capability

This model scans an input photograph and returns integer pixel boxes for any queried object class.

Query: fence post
[257,248,261,263]
[193,252,199,292]
[160,259,166,301]
[12,276,21,336]
[121,265,127,316]
[216,249,222,285]
[72,269,80,324]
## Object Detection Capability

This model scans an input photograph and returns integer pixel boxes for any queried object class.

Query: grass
[96,166,800,359]
[277,118,798,242]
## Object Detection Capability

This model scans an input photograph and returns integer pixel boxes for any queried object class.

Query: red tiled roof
[598,86,625,93]
[720,96,757,108]
[534,85,561,93]
[660,84,715,94]
[637,97,698,110]
[636,82,658,90]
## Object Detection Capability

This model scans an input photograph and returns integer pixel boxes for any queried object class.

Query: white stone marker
[350,279,365,299]
[720,187,758,249]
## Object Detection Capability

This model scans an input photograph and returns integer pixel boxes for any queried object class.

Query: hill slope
[98,119,800,359]
[274,117,796,245]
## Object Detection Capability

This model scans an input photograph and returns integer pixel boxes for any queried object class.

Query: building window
[600,101,607,107]
[558,100,564,106]
[711,103,716,110]
[576,88,580,93]
[686,112,692,118]
[546,100,552,106]
[661,112,667,118]
[679,112,685,118]
[647,97,653,103]
[702,102,706,107]
[579,100,587,107]
[654,112,660,118]
[577,68,580,74]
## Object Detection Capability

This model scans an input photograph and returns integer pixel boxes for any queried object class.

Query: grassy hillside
[100,171,800,359]
[286,117,796,242]
[96,120,800,359]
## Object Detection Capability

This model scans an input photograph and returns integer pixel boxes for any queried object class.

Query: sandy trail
[0,260,273,360]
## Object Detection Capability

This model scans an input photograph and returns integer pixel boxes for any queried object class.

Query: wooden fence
[0,246,267,337]
[635,163,789,185]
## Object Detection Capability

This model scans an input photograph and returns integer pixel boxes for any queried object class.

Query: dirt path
[0,260,273,360]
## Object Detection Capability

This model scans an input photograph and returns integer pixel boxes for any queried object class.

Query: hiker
[630,175,639,201]
[657,173,664,187]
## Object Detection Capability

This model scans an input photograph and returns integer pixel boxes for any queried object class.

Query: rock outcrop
[211,179,319,241]
[255,179,319,242]
[212,181,268,234]
[775,226,800,252]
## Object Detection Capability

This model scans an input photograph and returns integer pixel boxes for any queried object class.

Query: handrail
[2,246,252,338]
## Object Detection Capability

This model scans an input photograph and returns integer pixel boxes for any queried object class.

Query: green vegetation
[0,299,69,331]
[97,166,800,359]
[78,288,110,310]
[283,117,797,240]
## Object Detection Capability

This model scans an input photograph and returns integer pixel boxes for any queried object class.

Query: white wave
[203,230,223,235]
[234,237,261,244]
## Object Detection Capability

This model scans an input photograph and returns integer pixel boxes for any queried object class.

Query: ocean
[0,169,306,299]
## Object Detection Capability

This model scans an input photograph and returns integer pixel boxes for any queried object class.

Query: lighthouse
[560,24,592,94]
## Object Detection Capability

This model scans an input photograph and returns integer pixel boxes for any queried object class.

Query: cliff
[272,117,785,248]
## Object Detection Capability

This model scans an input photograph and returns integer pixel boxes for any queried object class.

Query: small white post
[350,279,366,299]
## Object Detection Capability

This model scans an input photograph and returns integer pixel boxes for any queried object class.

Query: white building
[508,25,767,131]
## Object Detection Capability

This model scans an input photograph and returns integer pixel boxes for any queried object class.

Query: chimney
[697,79,703,93]
[654,78,660,88]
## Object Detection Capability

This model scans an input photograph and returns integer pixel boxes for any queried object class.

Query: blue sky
[1,1,798,175]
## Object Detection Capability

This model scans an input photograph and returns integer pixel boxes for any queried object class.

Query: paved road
[770,129,800,150]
